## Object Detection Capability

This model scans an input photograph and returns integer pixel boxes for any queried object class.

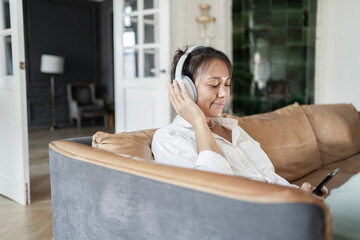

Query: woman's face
[194,58,231,118]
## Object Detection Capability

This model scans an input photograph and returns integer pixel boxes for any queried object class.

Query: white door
[114,0,170,132]
[0,0,30,205]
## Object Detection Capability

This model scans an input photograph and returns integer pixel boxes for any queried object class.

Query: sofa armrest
[49,140,332,240]
[93,98,104,107]
[68,99,79,116]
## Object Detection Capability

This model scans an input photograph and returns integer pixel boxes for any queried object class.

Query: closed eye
[208,84,231,88]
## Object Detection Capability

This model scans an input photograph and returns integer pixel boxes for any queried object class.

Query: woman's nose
[218,85,227,97]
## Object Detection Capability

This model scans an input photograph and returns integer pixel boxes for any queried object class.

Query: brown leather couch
[49,103,360,240]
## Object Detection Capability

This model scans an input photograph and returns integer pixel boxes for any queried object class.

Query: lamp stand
[50,75,57,131]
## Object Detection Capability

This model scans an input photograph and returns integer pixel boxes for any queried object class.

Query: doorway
[24,0,114,129]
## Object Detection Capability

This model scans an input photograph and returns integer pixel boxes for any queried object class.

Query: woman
[151,46,328,198]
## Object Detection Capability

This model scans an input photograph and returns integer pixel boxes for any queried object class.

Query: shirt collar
[213,117,239,131]
[173,115,193,128]
[173,115,239,130]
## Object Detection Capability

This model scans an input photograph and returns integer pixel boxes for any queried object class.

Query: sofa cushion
[224,103,322,182]
[302,104,360,165]
[92,129,156,160]
[291,154,360,190]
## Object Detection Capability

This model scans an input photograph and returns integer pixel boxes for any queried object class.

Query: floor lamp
[40,54,65,131]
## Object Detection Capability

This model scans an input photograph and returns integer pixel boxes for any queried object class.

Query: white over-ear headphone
[174,45,205,102]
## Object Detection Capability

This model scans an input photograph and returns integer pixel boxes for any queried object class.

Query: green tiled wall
[232,0,317,115]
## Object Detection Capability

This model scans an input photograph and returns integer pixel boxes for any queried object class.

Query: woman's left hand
[300,182,329,200]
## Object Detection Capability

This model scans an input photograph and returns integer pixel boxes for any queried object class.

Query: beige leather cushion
[302,104,360,165]
[224,103,321,181]
[92,129,157,160]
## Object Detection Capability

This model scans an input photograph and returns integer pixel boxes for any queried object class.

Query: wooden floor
[0,126,114,240]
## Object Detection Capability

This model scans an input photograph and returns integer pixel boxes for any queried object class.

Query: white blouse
[151,115,292,187]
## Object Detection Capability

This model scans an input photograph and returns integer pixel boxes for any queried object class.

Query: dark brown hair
[170,46,232,82]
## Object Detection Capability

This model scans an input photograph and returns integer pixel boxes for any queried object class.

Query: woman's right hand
[300,182,329,200]
[168,80,206,127]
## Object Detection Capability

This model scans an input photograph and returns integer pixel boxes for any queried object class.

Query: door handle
[150,68,166,74]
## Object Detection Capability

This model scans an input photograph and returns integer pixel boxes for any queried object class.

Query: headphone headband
[175,45,205,81]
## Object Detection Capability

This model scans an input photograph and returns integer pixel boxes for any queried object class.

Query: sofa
[49,103,360,240]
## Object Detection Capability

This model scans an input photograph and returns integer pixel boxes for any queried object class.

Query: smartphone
[312,168,340,196]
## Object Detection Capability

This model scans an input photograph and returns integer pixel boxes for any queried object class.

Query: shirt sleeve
[151,128,233,175]
[196,150,233,174]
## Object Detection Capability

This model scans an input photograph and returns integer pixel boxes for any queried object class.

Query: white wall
[315,0,360,110]
[169,0,232,60]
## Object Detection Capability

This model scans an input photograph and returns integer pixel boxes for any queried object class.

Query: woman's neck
[206,117,214,128]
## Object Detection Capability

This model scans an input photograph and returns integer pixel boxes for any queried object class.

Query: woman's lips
[212,102,225,108]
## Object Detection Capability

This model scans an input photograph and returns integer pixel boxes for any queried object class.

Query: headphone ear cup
[182,76,198,102]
